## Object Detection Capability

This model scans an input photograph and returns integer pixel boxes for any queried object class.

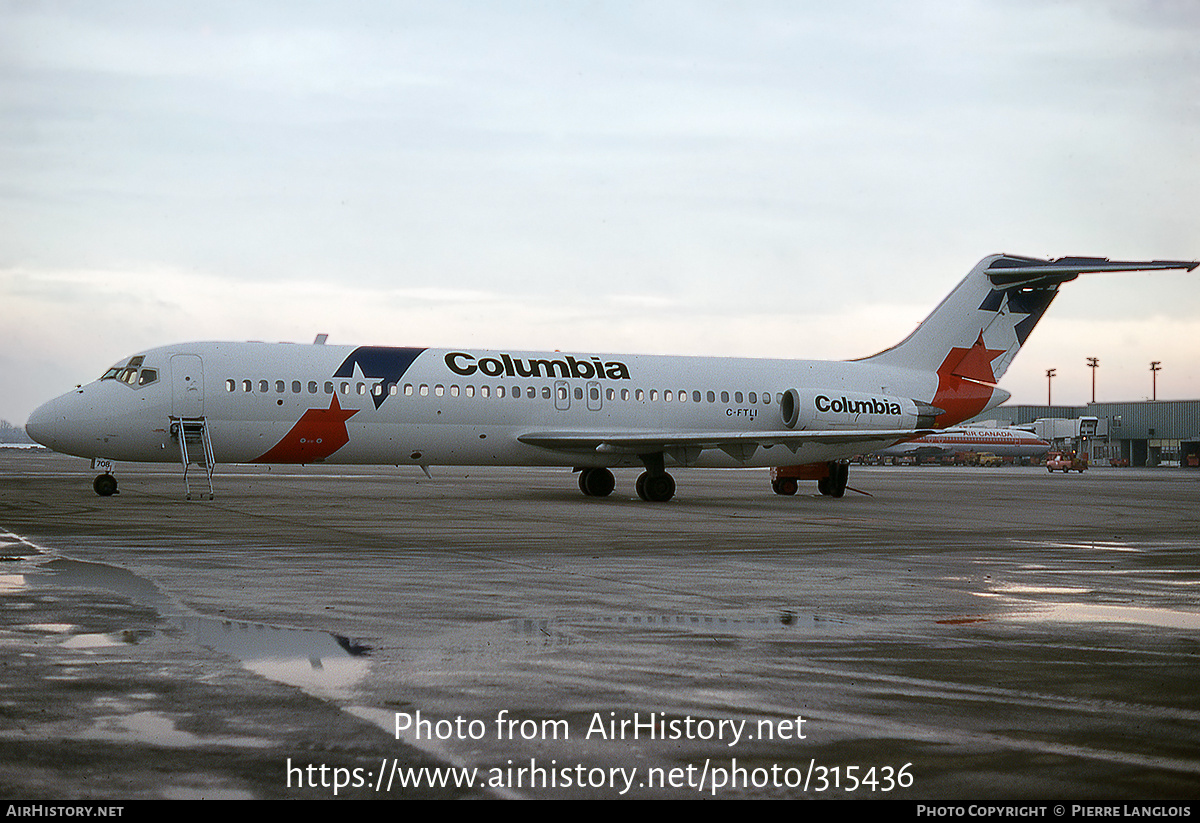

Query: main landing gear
[635,471,675,503]
[575,453,677,502]
[578,467,616,497]
[770,461,849,498]
[635,452,675,502]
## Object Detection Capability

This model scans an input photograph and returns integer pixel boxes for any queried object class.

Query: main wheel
[578,467,615,497]
[636,471,675,502]
[831,462,849,498]
[772,478,798,496]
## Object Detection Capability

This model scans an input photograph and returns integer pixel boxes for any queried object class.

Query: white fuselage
[28,341,943,470]
[28,255,1194,499]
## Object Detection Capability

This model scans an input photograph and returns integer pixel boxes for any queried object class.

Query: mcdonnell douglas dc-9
[25,254,1196,501]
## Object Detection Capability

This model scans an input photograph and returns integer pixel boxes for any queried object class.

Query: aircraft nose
[25,396,67,450]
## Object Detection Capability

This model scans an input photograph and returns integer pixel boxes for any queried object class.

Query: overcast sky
[3,0,1197,425]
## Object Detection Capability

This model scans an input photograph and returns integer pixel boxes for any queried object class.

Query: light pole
[1046,368,1056,406]
[1150,361,1161,401]
[1086,357,1098,403]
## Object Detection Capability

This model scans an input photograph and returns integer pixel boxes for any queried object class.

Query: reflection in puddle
[60,632,127,649]
[6,536,376,708]
[177,616,371,699]
[1007,602,1200,630]
[78,708,270,750]
[994,583,1090,596]
[1009,539,1144,553]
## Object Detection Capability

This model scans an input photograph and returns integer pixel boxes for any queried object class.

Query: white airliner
[25,254,1196,501]
[876,428,1050,460]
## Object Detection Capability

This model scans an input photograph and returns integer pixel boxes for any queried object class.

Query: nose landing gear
[93,473,118,496]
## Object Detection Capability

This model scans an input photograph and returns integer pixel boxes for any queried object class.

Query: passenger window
[226,379,235,392]
[419,385,429,396]
[465,385,475,397]
[735,391,743,403]
[678,390,687,403]
[326,381,335,394]
[721,391,729,403]
[557,386,568,401]
[259,380,269,393]
[309,381,318,394]
[450,385,459,397]
[664,390,672,402]
[340,382,350,394]
[707,391,715,403]
[276,381,285,393]
[357,383,366,395]
[650,390,658,401]
[606,388,615,401]
[435,385,444,397]
[243,379,253,392]
[693,390,701,403]
[749,392,757,404]
[574,387,583,400]
[292,381,302,393]
[636,389,644,401]
[621,389,629,401]
[404,384,414,396]
[481,386,490,398]
[542,387,551,400]
[497,386,505,398]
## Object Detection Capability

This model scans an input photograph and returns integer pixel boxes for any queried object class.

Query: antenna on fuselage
[313,334,328,345]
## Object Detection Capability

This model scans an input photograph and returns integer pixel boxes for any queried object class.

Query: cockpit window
[100,356,156,388]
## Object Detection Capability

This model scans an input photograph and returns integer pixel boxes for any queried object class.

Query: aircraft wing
[517,428,935,462]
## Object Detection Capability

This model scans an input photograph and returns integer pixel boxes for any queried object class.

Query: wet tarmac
[1,449,1198,799]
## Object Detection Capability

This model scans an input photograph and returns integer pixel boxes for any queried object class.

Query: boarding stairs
[172,417,215,499]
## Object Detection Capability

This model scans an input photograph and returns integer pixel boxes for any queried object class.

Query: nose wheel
[93,474,118,496]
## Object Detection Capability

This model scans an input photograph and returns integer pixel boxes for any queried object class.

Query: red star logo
[932,333,1006,426]
[253,395,359,463]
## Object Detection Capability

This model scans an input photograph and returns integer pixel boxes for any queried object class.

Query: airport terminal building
[969,399,1200,467]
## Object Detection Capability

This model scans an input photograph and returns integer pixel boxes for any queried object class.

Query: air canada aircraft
[25,254,1196,501]
[875,428,1050,461]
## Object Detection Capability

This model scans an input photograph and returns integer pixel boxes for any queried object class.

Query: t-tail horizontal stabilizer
[863,254,1196,426]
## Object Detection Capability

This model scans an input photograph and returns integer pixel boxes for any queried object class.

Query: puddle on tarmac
[1005,602,1200,630]
[2,532,375,728]
[985,574,1200,630]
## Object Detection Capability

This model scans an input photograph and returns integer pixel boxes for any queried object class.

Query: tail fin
[863,254,1196,425]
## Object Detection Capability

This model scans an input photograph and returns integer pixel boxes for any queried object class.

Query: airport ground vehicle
[1046,451,1087,473]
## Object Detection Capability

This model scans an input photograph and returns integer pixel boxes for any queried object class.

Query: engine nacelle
[782,388,924,431]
